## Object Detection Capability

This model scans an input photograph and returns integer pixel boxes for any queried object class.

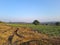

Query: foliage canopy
[32,20,40,25]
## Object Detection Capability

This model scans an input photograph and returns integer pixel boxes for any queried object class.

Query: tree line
[32,20,60,26]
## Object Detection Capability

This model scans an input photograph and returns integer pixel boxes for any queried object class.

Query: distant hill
[41,21,60,25]
[8,22,31,24]
[0,21,4,23]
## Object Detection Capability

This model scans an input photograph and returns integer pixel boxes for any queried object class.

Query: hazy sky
[0,0,60,22]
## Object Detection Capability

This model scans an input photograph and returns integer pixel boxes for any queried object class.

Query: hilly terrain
[0,23,60,45]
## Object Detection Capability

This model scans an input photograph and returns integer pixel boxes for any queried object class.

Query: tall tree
[33,20,40,25]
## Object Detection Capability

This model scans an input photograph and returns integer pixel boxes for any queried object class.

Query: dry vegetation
[0,23,60,45]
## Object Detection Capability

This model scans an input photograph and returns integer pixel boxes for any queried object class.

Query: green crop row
[9,24,60,36]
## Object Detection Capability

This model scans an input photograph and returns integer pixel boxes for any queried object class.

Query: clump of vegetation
[55,22,60,26]
[32,20,40,25]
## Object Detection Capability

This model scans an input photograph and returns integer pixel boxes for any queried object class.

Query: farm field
[9,23,60,37]
[0,0,60,45]
[0,23,60,45]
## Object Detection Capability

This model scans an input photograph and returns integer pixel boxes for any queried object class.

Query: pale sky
[0,0,60,22]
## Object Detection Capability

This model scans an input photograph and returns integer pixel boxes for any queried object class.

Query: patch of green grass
[9,24,60,36]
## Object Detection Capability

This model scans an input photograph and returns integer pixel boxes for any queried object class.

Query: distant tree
[32,20,40,25]
[46,24,48,25]
[55,22,60,26]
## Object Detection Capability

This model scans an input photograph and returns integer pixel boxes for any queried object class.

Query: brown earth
[0,23,60,45]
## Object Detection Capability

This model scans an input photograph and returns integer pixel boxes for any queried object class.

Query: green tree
[55,22,60,26]
[33,20,40,25]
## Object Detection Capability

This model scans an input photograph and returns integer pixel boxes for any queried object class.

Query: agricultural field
[9,23,60,37]
[0,0,60,45]
[0,23,60,45]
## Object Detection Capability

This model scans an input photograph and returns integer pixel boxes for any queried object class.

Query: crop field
[0,23,60,45]
[9,23,60,37]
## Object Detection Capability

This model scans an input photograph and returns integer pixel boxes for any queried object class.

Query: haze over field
[0,0,60,22]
